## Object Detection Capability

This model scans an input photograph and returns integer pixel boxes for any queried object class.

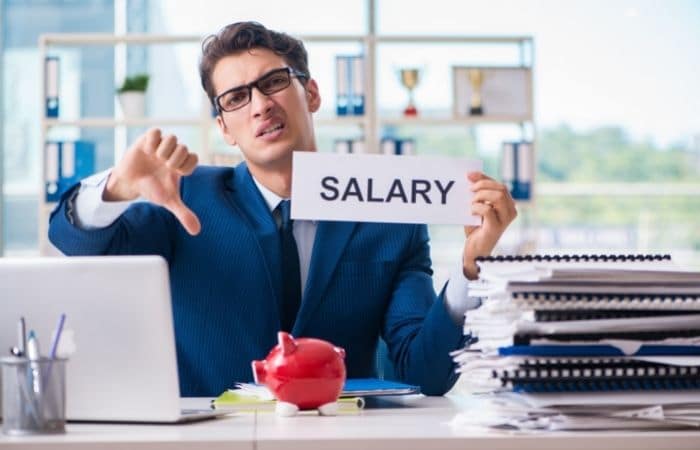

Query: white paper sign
[291,152,483,225]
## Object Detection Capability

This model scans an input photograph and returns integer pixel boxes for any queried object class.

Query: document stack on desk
[452,254,700,430]
[212,378,420,412]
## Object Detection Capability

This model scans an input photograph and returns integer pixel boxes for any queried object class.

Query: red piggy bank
[252,332,346,416]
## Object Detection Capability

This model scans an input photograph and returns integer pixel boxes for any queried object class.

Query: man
[49,21,517,397]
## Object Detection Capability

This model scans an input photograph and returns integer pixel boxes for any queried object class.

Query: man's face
[212,48,321,172]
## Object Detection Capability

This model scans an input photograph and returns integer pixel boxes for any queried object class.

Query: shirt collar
[250,175,316,225]
[251,175,284,213]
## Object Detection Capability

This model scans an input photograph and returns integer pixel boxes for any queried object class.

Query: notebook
[490,357,700,393]
[0,256,227,423]
[476,253,676,283]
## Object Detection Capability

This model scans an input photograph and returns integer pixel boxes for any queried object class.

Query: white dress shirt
[71,169,481,323]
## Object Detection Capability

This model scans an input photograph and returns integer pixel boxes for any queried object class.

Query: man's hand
[104,128,201,235]
[462,172,517,279]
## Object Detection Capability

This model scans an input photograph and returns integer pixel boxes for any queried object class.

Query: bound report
[490,357,700,393]
[476,253,683,283]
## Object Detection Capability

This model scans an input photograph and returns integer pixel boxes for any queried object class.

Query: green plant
[117,73,149,93]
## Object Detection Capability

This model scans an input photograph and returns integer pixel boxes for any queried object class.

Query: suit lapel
[224,164,283,329]
[293,220,356,335]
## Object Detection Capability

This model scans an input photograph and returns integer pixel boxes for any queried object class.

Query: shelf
[380,116,532,127]
[376,35,532,44]
[40,33,368,47]
[314,116,366,127]
[43,117,209,128]
[298,34,366,43]
[40,33,201,45]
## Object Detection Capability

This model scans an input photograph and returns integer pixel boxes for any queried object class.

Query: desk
[2,396,700,449]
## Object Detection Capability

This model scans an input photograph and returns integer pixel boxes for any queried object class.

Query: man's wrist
[103,170,138,202]
[462,257,479,280]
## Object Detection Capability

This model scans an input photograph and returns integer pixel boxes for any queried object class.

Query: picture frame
[452,66,532,119]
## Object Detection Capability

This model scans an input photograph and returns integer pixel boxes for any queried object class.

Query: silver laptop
[0,255,227,423]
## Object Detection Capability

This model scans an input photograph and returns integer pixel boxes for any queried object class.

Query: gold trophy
[399,68,420,116]
[467,69,484,115]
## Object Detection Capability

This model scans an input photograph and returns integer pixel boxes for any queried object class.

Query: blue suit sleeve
[48,183,177,259]
[381,224,466,396]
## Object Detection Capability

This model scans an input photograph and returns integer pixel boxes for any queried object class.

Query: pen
[48,314,66,359]
[18,317,26,356]
[44,314,66,387]
[25,331,44,424]
[27,330,42,395]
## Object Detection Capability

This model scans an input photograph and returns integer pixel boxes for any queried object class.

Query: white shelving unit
[37,33,214,255]
[37,7,535,254]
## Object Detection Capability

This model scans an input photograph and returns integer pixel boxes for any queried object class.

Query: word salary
[320,176,455,204]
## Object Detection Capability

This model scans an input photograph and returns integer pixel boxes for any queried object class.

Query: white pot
[118,91,146,117]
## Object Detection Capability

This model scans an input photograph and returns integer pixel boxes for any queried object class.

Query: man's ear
[305,79,321,113]
[216,115,237,147]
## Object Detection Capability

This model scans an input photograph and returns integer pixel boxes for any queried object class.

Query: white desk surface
[2,396,700,449]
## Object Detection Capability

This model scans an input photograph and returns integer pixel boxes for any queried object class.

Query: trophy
[467,69,484,115]
[399,68,421,116]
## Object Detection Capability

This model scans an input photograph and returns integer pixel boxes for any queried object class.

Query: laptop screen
[0,255,183,422]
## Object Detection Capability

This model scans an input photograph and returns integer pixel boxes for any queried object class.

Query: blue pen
[44,314,67,387]
[48,314,66,359]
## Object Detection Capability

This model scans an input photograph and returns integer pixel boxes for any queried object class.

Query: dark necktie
[278,200,301,332]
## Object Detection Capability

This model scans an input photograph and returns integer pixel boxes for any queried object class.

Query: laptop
[0,255,227,423]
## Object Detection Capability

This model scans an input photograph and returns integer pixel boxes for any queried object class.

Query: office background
[1,0,699,286]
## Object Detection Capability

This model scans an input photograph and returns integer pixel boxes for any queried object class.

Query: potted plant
[117,73,149,117]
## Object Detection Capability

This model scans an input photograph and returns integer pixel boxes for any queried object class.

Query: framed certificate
[452,66,532,119]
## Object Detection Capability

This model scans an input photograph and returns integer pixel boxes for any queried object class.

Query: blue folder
[498,344,700,357]
[341,378,420,397]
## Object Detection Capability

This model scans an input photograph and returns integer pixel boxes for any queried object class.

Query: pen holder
[1,356,67,435]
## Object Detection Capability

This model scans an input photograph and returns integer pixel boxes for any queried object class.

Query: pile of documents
[452,254,700,430]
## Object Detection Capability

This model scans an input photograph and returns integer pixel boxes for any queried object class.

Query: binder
[533,309,700,322]
[498,344,700,358]
[513,329,700,345]
[350,55,365,115]
[44,140,96,202]
[381,137,416,155]
[476,253,672,263]
[514,141,532,200]
[335,56,350,116]
[500,141,532,200]
[45,142,60,202]
[492,357,700,392]
[500,142,515,195]
[333,138,365,154]
[45,56,60,118]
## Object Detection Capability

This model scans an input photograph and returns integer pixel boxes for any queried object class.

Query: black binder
[494,357,700,392]
[477,254,672,263]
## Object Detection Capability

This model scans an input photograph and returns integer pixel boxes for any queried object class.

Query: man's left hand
[462,172,518,279]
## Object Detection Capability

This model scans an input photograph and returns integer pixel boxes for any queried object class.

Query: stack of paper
[452,254,700,430]
[211,378,420,412]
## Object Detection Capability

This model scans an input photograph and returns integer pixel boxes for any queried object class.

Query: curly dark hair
[199,21,310,109]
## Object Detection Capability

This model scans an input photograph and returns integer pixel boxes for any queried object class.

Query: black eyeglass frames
[214,67,308,113]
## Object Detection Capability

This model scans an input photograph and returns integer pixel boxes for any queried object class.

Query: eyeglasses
[214,67,308,113]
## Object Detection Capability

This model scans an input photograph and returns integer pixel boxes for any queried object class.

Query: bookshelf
[37,25,535,254]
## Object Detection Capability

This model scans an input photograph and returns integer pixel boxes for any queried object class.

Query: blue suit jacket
[49,163,466,396]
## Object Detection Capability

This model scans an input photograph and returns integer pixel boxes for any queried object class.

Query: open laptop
[0,255,227,423]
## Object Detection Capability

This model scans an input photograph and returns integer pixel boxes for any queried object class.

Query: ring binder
[533,309,700,322]
[513,293,700,312]
[476,254,672,263]
[513,329,700,345]
[494,358,700,392]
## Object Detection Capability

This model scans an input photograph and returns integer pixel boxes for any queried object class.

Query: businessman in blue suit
[49,22,517,397]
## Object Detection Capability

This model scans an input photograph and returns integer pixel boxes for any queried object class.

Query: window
[2,0,698,270]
